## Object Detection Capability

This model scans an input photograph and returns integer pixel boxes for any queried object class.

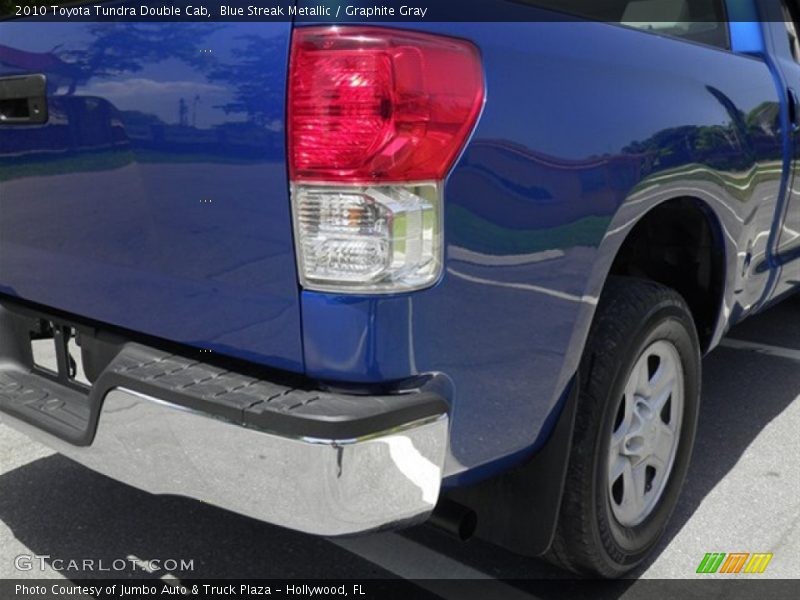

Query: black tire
[547,276,701,577]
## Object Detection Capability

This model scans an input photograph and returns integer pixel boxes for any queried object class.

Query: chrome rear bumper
[2,387,448,536]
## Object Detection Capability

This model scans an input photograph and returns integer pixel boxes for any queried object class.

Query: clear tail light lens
[293,183,440,291]
[288,26,484,293]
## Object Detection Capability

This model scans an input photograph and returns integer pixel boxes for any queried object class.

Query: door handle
[789,87,800,134]
[0,73,48,125]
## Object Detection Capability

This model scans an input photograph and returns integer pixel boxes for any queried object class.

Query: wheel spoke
[646,358,676,412]
[653,422,676,464]
[613,390,634,441]
[608,454,627,488]
[633,357,651,396]
[608,432,623,466]
[617,461,640,518]
[631,461,649,506]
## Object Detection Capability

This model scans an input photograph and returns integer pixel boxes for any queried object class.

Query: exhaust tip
[429,499,477,542]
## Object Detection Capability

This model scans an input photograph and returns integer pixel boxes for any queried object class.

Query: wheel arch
[605,195,728,352]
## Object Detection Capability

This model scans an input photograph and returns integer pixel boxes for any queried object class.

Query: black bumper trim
[95,343,446,441]
[0,305,446,446]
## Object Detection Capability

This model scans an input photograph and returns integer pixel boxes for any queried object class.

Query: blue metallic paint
[726,0,764,54]
[1,3,797,481]
[0,22,304,371]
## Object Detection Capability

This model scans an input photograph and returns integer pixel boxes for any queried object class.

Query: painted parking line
[719,338,800,362]
[333,534,540,600]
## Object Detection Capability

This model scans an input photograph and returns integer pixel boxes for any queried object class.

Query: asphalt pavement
[0,294,798,595]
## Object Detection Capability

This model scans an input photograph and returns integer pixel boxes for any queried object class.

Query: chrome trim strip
[1,387,448,536]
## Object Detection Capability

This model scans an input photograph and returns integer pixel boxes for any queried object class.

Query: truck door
[772,1,800,287]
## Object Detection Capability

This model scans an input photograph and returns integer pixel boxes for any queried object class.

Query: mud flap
[448,375,579,556]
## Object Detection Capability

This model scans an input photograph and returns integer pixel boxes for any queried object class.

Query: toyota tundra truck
[0,0,798,578]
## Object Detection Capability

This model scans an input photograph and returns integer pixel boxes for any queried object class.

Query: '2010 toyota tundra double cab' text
[1,0,798,578]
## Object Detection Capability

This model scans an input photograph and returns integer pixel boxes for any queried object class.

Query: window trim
[512,0,732,52]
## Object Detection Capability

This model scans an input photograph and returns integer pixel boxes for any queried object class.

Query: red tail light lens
[289,26,484,183]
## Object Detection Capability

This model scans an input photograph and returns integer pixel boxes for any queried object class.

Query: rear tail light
[288,26,484,293]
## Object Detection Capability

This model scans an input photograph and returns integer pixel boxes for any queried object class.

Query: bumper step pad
[101,344,443,440]
[0,370,90,443]
[0,301,444,445]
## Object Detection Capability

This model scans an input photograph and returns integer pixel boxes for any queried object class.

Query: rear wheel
[548,277,701,577]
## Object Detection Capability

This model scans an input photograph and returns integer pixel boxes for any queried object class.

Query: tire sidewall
[591,301,701,571]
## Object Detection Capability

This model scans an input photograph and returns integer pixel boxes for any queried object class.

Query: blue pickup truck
[0,0,797,578]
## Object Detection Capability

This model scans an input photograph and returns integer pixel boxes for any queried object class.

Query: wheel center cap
[623,410,660,460]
